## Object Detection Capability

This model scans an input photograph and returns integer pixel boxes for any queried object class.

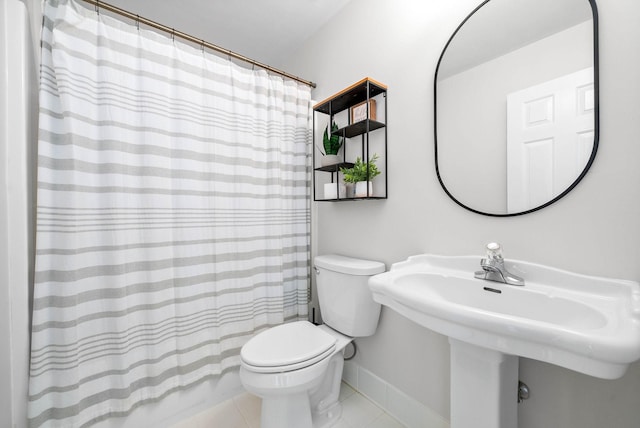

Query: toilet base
[311,400,342,428]
[310,350,345,428]
[261,392,313,428]
[255,350,345,428]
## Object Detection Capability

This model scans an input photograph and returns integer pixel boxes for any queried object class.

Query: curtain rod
[79,0,316,88]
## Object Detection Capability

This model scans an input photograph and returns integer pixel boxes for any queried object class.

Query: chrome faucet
[474,243,524,286]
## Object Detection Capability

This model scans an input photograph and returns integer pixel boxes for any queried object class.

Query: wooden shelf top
[313,77,387,115]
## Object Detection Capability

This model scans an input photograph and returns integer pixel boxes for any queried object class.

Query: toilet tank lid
[314,254,385,275]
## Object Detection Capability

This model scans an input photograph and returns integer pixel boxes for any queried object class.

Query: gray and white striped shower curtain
[28,1,311,426]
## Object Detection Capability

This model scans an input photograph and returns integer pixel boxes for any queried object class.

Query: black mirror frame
[434,0,599,217]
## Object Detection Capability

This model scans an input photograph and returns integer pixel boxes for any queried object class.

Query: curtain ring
[201,39,205,54]
[135,15,140,31]
[171,28,175,42]
[95,0,100,15]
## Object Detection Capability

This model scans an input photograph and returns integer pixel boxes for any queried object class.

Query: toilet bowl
[239,255,385,428]
[240,322,351,428]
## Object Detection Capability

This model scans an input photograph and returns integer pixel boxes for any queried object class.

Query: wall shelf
[313,78,388,201]
[337,119,386,138]
[315,162,355,173]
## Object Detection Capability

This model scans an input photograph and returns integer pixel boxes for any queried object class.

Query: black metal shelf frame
[312,78,388,201]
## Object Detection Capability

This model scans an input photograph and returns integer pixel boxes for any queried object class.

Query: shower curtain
[28,1,311,427]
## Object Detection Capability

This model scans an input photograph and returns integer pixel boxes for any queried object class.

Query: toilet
[239,254,385,428]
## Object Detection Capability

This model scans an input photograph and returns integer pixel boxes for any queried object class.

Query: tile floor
[172,382,405,428]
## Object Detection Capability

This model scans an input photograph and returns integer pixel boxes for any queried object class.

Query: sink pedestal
[449,339,518,428]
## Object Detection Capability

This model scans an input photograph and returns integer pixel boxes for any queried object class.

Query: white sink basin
[369,254,640,379]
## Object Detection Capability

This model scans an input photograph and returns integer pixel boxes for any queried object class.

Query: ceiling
[103,0,353,67]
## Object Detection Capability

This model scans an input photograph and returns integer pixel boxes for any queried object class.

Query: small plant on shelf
[322,121,344,156]
[340,154,381,183]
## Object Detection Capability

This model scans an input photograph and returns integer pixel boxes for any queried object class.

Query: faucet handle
[486,242,503,261]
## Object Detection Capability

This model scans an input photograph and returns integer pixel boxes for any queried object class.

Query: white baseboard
[343,361,449,428]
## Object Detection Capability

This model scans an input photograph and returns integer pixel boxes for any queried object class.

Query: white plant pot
[324,182,346,199]
[320,154,340,167]
[354,181,373,198]
[345,183,355,198]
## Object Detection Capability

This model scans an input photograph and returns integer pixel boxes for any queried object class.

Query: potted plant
[320,121,344,166]
[340,154,381,197]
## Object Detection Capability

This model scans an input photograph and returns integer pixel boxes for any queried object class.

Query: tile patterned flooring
[172,382,405,428]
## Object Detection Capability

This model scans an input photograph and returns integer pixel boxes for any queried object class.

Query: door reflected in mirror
[435,0,598,216]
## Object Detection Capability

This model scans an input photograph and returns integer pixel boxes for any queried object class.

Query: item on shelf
[340,154,381,197]
[354,181,373,198]
[321,155,340,167]
[320,121,344,166]
[350,99,376,123]
[324,182,346,199]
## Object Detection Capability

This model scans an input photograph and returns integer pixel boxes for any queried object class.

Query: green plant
[322,121,344,155]
[340,154,381,183]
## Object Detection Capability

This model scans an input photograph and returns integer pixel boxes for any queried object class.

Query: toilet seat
[241,321,337,373]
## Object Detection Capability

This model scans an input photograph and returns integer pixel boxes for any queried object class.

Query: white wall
[283,0,640,426]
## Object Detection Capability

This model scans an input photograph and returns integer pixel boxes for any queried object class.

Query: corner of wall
[343,361,450,428]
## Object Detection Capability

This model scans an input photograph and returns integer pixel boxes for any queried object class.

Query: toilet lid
[241,321,336,373]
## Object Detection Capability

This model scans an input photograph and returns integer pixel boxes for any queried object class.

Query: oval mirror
[435,0,598,216]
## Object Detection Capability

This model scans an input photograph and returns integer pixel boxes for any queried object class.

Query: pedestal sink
[369,254,640,428]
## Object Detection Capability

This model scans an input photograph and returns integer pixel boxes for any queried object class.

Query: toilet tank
[314,254,385,337]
